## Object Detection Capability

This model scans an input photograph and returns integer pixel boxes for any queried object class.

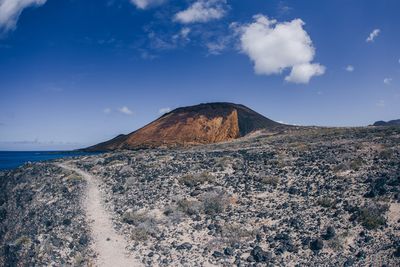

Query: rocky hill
[373,119,400,127]
[1,126,400,266]
[84,103,287,151]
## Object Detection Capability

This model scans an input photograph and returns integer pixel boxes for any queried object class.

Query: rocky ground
[1,126,400,266]
[0,163,94,266]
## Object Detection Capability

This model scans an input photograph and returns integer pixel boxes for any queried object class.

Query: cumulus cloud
[129,0,165,9]
[0,0,47,33]
[383,78,392,85]
[174,0,226,24]
[119,106,133,115]
[238,15,325,84]
[366,29,380,42]
[159,107,171,114]
[285,63,325,84]
[103,108,112,114]
[345,65,354,72]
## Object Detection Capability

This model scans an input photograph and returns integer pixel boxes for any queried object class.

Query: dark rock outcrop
[373,119,400,126]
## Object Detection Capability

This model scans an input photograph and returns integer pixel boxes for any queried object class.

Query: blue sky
[0,0,399,150]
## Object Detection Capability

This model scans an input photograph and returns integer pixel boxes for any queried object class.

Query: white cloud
[238,15,325,84]
[205,35,232,55]
[180,27,191,39]
[103,108,112,114]
[129,0,165,9]
[172,27,191,41]
[146,27,191,51]
[277,1,292,16]
[119,106,133,115]
[174,0,226,24]
[383,78,392,85]
[376,100,385,107]
[0,0,47,33]
[345,65,354,72]
[206,41,226,55]
[366,29,380,42]
[159,107,171,114]
[285,63,325,84]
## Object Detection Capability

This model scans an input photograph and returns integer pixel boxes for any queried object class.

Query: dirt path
[57,163,141,267]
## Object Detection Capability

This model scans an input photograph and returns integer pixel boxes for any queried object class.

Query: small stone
[79,235,89,246]
[310,238,323,251]
[344,258,355,266]
[322,226,335,240]
[246,255,255,262]
[62,218,71,226]
[250,246,272,262]
[0,208,7,223]
[356,250,365,259]
[394,246,400,257]
[212,251,224,258]
[224,247,233,256]
[176,242,192,250]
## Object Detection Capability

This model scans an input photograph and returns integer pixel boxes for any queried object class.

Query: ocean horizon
[0,151,99,171]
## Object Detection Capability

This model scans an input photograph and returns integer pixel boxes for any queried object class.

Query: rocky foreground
[1,126,400,266]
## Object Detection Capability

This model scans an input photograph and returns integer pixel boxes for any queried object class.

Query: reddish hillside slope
[84,102,287,151]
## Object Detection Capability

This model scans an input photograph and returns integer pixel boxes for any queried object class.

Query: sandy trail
[58,163,141,267]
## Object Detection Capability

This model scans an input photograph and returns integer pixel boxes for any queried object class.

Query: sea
[0,151,99,171]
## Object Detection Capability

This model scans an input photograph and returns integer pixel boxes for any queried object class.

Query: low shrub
[122,210,149,226]
[379,149,393,160]
[176,198,202,216]
[357,203,388,230]
[349,157,365,171]
[317,197,335,208]
[66,174,83,183]
[259,176,279,187]
[14,235,31,246]
[74,253,85,266]
[328,231,349,251]
[221,224,254,245]
[178,172,213,187]
[124,177,136,187]
[131,226,150,242]
[202,191,228,216]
